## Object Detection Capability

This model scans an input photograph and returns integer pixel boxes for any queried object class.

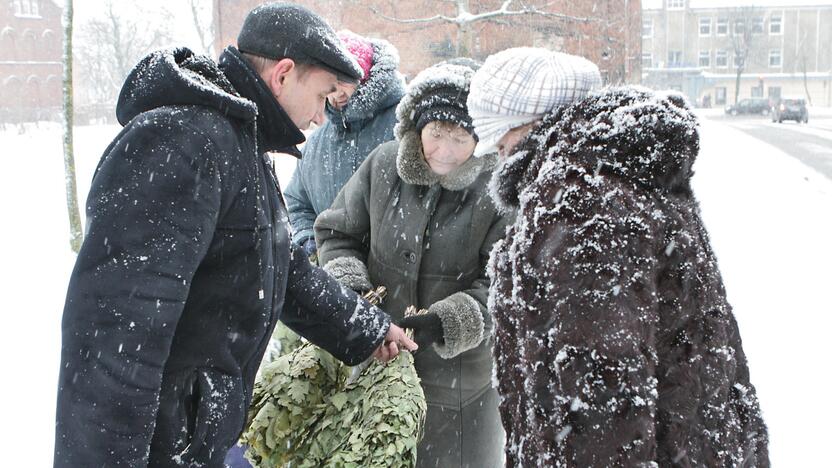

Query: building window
[0,26,15,44]
[699,17,711,36]
[643,19,653,38]
[715,87,727,105]
[21,28,37,56]
[642,53,653,68]
[667,0,685,10]
[752,18,764,34]
[716,50,728,68]
[668,51,683,67]
[769,49,782,67]
[698,50,710,67]
[770,16,782,35]
[13,0,40,17]
[716,18,729,36]
[751,85,763,97]
[768,86,781,100]
[734,19,745,35]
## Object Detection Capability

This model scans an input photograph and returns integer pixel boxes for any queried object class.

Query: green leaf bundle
[241,290,427,467]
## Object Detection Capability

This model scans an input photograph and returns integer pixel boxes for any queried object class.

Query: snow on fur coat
[488,87,769,467]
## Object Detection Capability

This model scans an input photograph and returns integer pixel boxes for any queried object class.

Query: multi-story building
[642,0,832,107]
[214,0,642,85]
[0,0,63,122]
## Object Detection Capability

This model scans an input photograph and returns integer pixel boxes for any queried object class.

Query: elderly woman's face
[420,121,476,176]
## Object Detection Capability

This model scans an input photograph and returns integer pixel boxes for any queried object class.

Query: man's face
[496,122,537,159]
[327,81,358,111]
[270,62,338,130]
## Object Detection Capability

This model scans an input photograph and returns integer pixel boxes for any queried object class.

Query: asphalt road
[704,111,832,181]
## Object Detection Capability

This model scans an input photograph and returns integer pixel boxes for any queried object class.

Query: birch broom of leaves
[241,287,427,467]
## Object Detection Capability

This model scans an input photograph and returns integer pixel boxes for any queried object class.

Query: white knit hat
[467,47,602,156]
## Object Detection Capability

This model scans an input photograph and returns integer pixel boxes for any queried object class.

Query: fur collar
[337,38,404,123]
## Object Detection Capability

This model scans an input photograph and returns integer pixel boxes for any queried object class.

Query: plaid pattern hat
[467,47,602,156]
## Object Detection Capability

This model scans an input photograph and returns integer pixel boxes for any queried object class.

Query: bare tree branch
[189,0,215,56]
[370,0,599,26]
[75,2,172,113]
[725,7,765,104]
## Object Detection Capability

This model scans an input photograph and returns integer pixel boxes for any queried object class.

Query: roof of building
[644,0,832,10]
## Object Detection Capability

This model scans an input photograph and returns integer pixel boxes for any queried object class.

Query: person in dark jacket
[53,4,415,467]
[469,48,769,466]
[285,30,405,259]
[315,59,509,467]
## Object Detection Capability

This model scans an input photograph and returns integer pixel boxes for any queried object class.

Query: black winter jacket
[53,47,390,468]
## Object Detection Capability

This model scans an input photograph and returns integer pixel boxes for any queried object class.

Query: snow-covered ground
[0,118,829,466]
[692,118,832,466]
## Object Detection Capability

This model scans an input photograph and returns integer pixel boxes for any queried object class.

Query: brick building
[213,0,642,84]
[1,0,63,122]
[642,0,832,107]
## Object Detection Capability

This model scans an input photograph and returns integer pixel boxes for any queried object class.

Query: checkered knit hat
[467,47,602,156]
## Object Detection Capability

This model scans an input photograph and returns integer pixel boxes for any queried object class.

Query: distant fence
[0,104,117,127]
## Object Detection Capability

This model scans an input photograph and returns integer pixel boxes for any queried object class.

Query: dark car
[725,98,771,116]
[772,98,809,123]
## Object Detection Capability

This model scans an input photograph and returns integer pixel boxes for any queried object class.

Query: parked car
[725,98,771,116]
[771,98,809,123]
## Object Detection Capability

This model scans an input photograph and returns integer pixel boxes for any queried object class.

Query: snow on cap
[337,30,374,84]
[467,47,602,156]
[237,3,363,84]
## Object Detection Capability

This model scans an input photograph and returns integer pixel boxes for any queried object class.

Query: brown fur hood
[490,86,699,211]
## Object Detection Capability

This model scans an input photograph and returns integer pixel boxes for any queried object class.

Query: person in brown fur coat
[468,48,769,467]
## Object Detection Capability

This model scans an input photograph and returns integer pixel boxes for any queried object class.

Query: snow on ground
[0,118,829,466]
[692,118,832,467]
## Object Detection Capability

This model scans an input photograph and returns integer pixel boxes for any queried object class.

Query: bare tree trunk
[63,0,83,253]
[801,57,813,105]
[458,22,473,57]
[733,67,743,104]
[189,0,215,57]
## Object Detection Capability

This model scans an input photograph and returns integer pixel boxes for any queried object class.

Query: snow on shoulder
[489,86,700,211]
[546,86,699,192]
[116,47,256,126]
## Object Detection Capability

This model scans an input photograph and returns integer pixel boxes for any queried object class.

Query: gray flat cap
[237,2,363,84]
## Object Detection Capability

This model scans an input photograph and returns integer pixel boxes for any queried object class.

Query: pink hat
[337,30,374,83]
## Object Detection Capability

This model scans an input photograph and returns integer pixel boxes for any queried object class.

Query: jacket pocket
[176,368,246,465]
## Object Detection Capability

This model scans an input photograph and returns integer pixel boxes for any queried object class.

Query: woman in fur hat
[315,59,509,467]
[468,47,769,467]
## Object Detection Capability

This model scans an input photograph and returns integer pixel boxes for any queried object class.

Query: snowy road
[705,109,832,181]
[0,119,830,466]
[693,118,832,467]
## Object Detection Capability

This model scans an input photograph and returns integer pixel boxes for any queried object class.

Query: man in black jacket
[53,4,415,467]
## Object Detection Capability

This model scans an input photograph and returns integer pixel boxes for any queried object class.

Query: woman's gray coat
[315,61,509,467]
